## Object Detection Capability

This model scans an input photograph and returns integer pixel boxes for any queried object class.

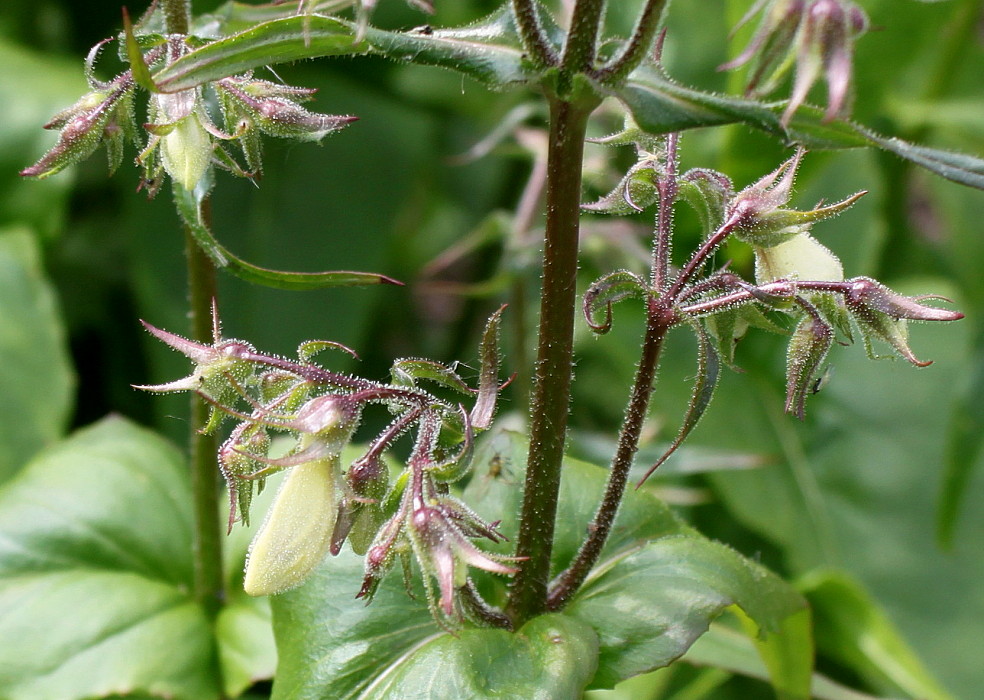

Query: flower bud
[243,454,342,596]
[785,312,833,418]
[148,89,213,190]
[408,501,517,617]
[21,79,137,179]
[137,327,258,432]
[289,395,361,453]
[844,277,963,366]
[730,149,864,248]
[786,0,869,124]
[721,0,869,124]
[220,423,272,530]
[215,76,356,174]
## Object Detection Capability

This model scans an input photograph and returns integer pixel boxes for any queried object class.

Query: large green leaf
[272,546,598,699]
[0,417,273,699]
[155,8,534,94]
[269,548,436,699]
[271,429,808,697]
[684,621,888,700]
[0,228,74,484]
[365,614,598,699]
[565,535,810,694]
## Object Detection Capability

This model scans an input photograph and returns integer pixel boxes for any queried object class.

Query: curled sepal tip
[583,270,649,334]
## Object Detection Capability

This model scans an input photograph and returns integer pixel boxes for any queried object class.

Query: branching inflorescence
[19,0,972,660]
[136,304,518,628]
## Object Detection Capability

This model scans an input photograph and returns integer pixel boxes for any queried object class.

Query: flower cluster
[721,0,869,124]
[583,141,962,424]
[22,28,354,196]
[682,153,962,418]
[137,306,516,625]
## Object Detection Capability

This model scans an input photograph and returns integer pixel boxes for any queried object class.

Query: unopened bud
[844,277,963,366]
[785,312,833,418]
[243,455,341,596]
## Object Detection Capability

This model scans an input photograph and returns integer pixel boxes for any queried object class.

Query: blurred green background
[1,0,982,697]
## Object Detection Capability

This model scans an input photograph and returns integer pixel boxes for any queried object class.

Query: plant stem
[511,0,559,68]
[506,96,594,624]
[547,141,679,609]
[595,0,669,84]
[162,0,191,34]
[652,132,678,291]
[561,0,605,77]
[184,199,225,620]
[163,0,225,626]
[547,301,671,610]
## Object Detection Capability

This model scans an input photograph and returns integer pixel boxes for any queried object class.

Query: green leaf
[365,614,598,698]
[174,183,401,289]
[272,547,599,699]
[156,9,534,95]
[391,358,472,394]
[800,570,955,700]
[0,418,211,699]
[273,430,806,696]
[611,67,984,189]
[0,229,74,483]
[362,8,535,89]
[155,16,366,93]
[193,0,354,38]
[123,6,158,92]
[460,429,690,573]
[269,548,436,699]
[565,535,810,692]
[0,417,276,699]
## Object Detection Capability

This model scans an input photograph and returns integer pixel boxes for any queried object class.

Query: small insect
[469,450,517,500]
[810,366,835,395]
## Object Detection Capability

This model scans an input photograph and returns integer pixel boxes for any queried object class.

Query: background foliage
[0,0,982,697]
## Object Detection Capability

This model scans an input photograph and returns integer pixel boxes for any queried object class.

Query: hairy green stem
[511,0,559,68]
[561,0,605,78]
[163,0,225,627]
[162,0,191,34]
[548,137,678,609]
[595,0,669,84]
[507,97,594,624]
[652,132,678,291]
[547,302,671,610]
[184,199,225,620]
